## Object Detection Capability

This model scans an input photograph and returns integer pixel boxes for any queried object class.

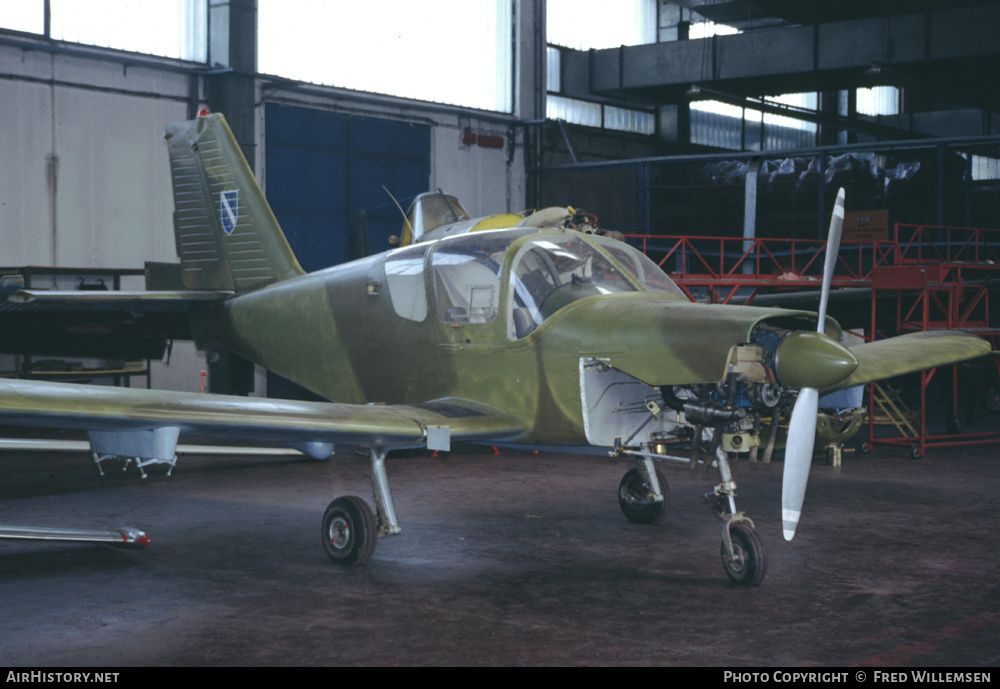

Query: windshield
[426,229,685,338]
[508,234,683,339]
[598,239,686,296]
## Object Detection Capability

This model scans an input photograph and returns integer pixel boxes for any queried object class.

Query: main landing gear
[321,448,400,566]
[618,460,670,525]
[321,496,377,565]
[326,444,768,585]
[617,440,768,586]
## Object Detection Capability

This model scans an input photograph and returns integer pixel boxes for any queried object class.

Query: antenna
[382,186,414,245]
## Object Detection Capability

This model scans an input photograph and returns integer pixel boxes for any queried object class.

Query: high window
[857,86,901,117]
[546,0,656,135]
[258,1,513,112]
[0,0,207,62]
[546,0,655,50]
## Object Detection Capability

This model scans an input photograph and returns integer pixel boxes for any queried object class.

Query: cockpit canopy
[403,192,472,244]
[383,229,686,338]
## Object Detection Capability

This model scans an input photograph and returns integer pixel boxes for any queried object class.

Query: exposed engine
[581,321,861,462]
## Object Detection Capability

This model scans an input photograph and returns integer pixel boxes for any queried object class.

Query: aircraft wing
[732,287,876,329]
[826,330,993,391]
[0,378,525,458]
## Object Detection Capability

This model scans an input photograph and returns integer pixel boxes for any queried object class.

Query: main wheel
[618,467,670,524]
[321,496,378,566]
[721,522,767,586]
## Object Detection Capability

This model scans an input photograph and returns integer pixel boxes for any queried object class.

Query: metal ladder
[871,382,918,439]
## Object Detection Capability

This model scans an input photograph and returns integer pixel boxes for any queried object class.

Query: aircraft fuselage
[192,228,829,449]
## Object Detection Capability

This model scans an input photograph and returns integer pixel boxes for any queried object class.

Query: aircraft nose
[774,331,859,390]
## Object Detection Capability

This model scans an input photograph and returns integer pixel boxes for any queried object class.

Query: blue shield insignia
[219,190,239,235]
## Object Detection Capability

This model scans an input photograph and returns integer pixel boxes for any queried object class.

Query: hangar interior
[2,0,1000,668]
[0,0,997,456]
[3,1,1000,396]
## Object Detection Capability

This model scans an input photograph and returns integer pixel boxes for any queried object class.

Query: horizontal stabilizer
[3,289,227,312]
[0,288,229,357]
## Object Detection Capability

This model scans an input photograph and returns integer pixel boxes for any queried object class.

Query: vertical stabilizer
[165,113,304,292]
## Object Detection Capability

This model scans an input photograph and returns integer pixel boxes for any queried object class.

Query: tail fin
[165,113,304,292]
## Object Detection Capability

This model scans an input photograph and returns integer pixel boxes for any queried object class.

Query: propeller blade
[781,188,845,541]
[781,386,819,541]
[816,187,845,331]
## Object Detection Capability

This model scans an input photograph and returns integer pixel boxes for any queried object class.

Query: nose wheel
[708,436,768,586]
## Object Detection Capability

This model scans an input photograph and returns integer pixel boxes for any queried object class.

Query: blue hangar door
[264,103,431,272]
[263,104,430,400]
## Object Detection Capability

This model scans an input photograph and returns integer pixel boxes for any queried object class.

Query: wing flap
[827,330,992,391]
[0,379,524,455]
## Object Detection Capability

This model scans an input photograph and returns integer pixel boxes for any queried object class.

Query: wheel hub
[727,543,747,570]
[620,485,648,505]
[328,516,350,550]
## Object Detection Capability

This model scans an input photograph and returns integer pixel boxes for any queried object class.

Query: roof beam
[560,5,1000,112]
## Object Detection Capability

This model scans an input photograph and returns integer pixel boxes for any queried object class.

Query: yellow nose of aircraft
[774,330,859,391]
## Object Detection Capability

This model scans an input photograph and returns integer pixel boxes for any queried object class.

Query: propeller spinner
[780,187,852,541]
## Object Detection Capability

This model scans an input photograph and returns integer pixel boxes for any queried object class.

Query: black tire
[321,496,378,566]
[721,522,767,586]
[618,467,670,524]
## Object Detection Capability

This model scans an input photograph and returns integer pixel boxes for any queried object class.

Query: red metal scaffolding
[864,225,1000,456]
[627,223,1000,455]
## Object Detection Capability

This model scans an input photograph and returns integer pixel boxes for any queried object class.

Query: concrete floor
[1,440,999,667]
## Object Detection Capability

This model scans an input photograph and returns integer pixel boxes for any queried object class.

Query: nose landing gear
[721,520,767,586]
[615,422,769,586]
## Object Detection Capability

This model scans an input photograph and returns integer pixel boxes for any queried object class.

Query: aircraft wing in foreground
[0,113,990,583]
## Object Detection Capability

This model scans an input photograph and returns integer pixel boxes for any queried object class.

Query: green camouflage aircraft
[0,114,990,585]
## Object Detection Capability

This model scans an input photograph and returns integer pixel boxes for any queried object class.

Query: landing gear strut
[710,444,768,586]
[615,382,770,585]
[321,447,401,566]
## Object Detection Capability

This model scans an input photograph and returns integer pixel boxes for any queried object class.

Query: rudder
[165,113,304,292]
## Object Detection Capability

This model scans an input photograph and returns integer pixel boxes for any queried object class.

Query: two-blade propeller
[781,188,847,541]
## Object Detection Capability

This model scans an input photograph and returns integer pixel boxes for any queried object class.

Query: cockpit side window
[432,233,513,324]
[384,244,431,322]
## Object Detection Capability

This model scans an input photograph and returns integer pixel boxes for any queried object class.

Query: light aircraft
[0,113,990,585]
